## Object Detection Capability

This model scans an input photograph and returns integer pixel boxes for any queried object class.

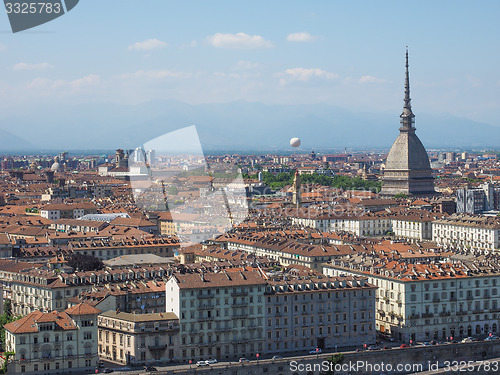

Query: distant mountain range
[0,100,499,152]
[0,128,34,151]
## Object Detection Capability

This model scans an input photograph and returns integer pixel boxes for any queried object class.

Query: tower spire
[400,47,415,130]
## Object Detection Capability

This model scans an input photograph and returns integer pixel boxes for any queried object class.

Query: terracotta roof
[4,310,76,334]
[65,302,101,316]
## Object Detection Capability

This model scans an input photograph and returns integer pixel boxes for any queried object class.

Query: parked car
[309,348,322,354]
[485,335,500,341]
[461,337,475,343]
[429,340,438,345]
[367,346,380,350]
[422,342,432,346]
[103,369,114,374]
[239,358,250,363]
[144,366,158,372]
[272,355,283,360]
[98,362,105,368]
[196,361,209,367]
[206,358,218,364]
[400,344,409,348]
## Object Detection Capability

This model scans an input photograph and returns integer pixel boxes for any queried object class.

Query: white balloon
[290,137,301,147]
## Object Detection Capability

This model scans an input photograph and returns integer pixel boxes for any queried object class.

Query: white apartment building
[4,303,100,375]
[432,214,500,252]
[166,269,267,361]
[324,256,500,342]
[97,311,179,365]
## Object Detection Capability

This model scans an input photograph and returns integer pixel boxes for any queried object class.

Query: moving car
[206,359,218,364]
[196,361,209,367]
[309,348,322,354]
[272,355,283,360]
[239,358,250,363]
[485,335,500,341]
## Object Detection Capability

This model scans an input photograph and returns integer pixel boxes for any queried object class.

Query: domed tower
[51,156,62,172]
[380,50,435,196]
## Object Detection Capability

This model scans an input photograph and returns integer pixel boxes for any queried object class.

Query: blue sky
[1,0,500,128]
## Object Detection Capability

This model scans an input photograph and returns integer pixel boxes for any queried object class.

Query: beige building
[97,311,179,366]
[166,269,267,361]
[4,303,100,375]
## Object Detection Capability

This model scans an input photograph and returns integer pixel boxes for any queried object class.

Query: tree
[321,353,344,375]
[67,253,104,272]
[0,313,19,352]
[167,185,179,195]
[3,300,11,316]
[394,193,408,199]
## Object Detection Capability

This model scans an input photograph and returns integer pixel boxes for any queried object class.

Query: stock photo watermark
[3,0,79,32]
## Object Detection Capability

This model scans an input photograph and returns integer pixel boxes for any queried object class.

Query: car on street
[485,335,500,341]
[103,369,114,374]
[206,358,218,364]
[400,344,409,348]
[196,361,209,367]
[461,337,475,343]
[309,348,322,354]
[272,355,283,360]
[144,366,158,372]
[367,346,381,350]
[239,358,250,363]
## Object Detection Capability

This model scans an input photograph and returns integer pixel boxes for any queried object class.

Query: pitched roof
[65,302,101,316]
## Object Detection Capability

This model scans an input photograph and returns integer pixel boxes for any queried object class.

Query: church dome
[51,157,62,172]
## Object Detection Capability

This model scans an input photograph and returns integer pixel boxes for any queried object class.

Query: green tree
[3,300,11,316]
[168,185,179,195]
[67,253,105,272]
[321,353,344,375]
[394,193,408,199]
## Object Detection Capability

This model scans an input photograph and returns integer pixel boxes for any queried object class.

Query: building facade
[4,303,100,375]
[97,311,179,365]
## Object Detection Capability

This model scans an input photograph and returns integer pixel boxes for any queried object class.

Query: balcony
[408,314,420,320]
[214,326,232,332]
[456,311,468,316]
[231,291,248,297]
[432,297,440,303]
[232,338,249,344]
[148,343,167,350]
[466,295,473,300]
[198,294,214,299]
[198,304,214,310]
[232,302,248,307]
[472,310,483,314]
[421,313,434,318]
[439,312,451,317]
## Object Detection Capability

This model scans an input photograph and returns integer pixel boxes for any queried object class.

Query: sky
[0,0,500,148]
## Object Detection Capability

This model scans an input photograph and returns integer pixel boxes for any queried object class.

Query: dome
[51,157,62,172]
[385,130,431,171]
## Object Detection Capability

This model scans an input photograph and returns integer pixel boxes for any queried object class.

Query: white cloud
[286,32,316,42]
[13,62,53,71]
[28,74,100,91]
[207,32,273,49]
[283,68,338,82]
[120,70,191,80]
[128,39,167,51]
[235,60,261,70]
[359,75,385,83]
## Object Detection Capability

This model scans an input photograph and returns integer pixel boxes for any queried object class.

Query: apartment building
[10,266,170,316]
[324,255,500,342]
[432,214,500,252]
[264,276,376,354]
[165,269,267,361]
[4,303,100,375]
[97,311,179,365]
